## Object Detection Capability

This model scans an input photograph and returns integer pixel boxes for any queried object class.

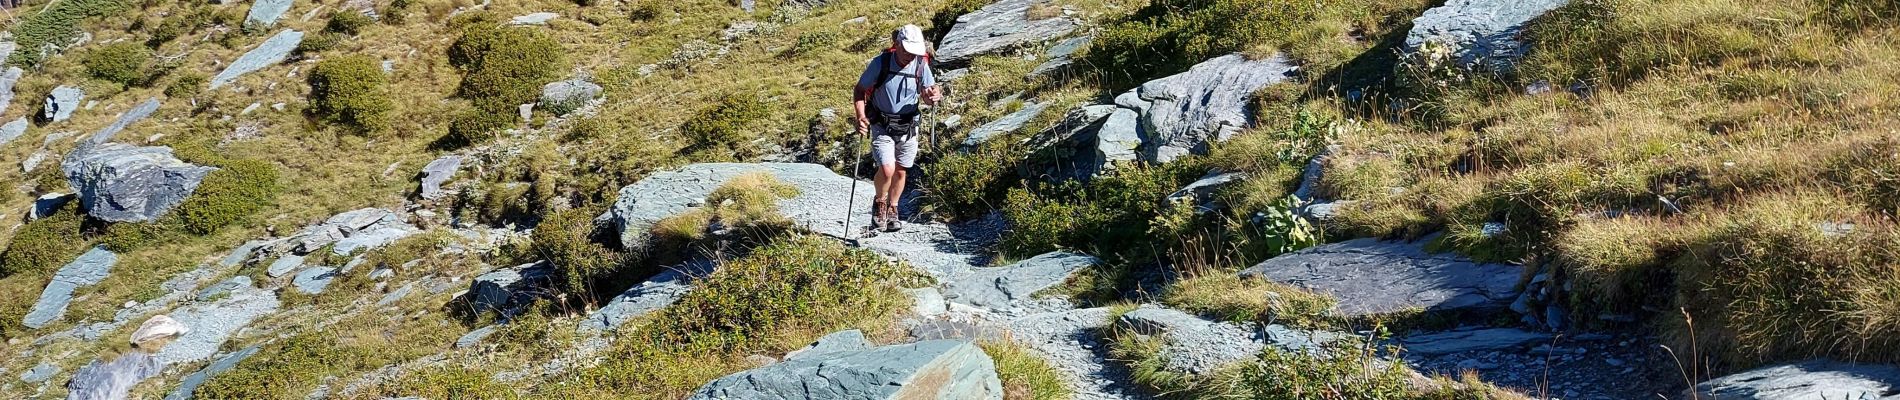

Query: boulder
[600,163,870,250]
[265,254,305,278]
[936,0,1080,67]
[245,0,295,28]
[1238,237,1522,317]
[44,85,83,123]
[273,208,419,257]
[197,276,253,300]
[21,362,59,383]
[1166,171,1246,211]
[163,346,259,400]
[690,338,1003,399]
[1028,36,1090,78]
[1398,327,1550,356]
[467,262,555,317]
[1133,54,1296,163]
[1092,108,1141,172]
[210,30,304,89]
[129,315,189,350]
[455,325,500,348]
[510,12,559,25]
[540,78,602,115]
[65,352,164,400]
[962,102,1049,148]
[29,192,74,220]
[23,247,118,329]
[1115,305,1338,375]
[291,267,339,294]
[1405,0,1571,71]
[0,116,25,147]
[62,143,217,222]
[219,241,268,268]
[0,66,20,114]
[783,329,873,361]
[1696,360,1900,400]
[580,260,713,332]
[156,282,282,364]
[85,97,161,144]
[941,251,1096,315]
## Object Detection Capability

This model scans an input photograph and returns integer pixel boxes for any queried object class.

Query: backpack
[867,50,930,133]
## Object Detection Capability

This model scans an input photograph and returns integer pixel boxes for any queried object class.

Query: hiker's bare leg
[887,168,908,220]
[873,163,897,217]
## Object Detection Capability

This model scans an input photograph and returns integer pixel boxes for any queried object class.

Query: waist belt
[871,111,919,136]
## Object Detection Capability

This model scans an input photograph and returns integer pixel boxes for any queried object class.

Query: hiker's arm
[923,85,942,106]
[852,85,872,135]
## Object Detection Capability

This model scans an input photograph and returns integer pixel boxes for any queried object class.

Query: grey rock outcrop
[690,337,1003,399]
[540,78,602,115]
[0,66,20,114]
[1696,360,1900,400]
[164,346,259,400]
[510,12,559,25]
[941,251,1096,315]
[157,281,281,364]
[62,143,217,222]
[1166,171,1245,211]
[245,0,295,28]
[467,262,554,317]
[601,163,870,250]
[86,97,161,144]
[962,102,1048,148]
[23,247,118,329]
[1131,54,1296,163]
[22,362,59,383]
[936,0,1080,67]
[580,259,713,332]
[1399,327,1550,356]
[44,86,83,123]
[1239,237,1522,317]
[1115,305,1339,375]
[784,329,873,361]
[0,117,25,147]
[291,267,338,294]
[418,155,463,200]
[65,352,164,400]
[210,30,304,89]
[263,208,419,258]
[1028,36,1089,78]
[1405,0,1570,71]
[266,254,305,278]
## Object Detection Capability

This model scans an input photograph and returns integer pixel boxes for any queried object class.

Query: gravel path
[1006,308,1148,400]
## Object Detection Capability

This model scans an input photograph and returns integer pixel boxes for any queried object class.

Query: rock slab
[65,352,164,400]
[1239,237,1522,317]
[540,78,601,115]
[86,97,161,144]
[157,282,281,364]
[1696,360,1900,400]
[941,251,1096,315]
[211,30,305,89]
[1399,327,1550,356]
[580,259,713,332]
[962,102,1049,148]
[0,117,25,147]
[164,346,260,400]
[1133,54,1296,163]
[246,0,295,28]
[0,66,20,114]
[62,143,217,222]
[601,163,871,250]
[1116,305,1338,375]
[690,338,1003,400]
[936,0,1080,66]
[468,262,554,317]
[419,155,463,200]
[1405,0,1570,71]
[23,247,118,329]
[44,86,83,123]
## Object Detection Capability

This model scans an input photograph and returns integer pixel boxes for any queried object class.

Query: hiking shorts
[871,125,918,168]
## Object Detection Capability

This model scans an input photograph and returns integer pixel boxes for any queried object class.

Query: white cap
[894,24,928,56]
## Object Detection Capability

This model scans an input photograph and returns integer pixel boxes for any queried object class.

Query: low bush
[444,107,517,147]
[326,10,374,35]
[981,341,1072,400]
[681,94,770,155]
[922,144,1019,220]
[531,207,626,300]
[786,30,841,58]
[308,55,394,133]
[383,0,412,24]
[294,32,344,55]
[172,158,281,235]
[82,41,152,87]
[0,202,88,277]
[196,313,462,398]
[1106,319,1519,399]
[1162,273,1334,329]
[1000,164,1197,260]
[8,0,134,66]
[450,26,564,112]
[165,73,207,98]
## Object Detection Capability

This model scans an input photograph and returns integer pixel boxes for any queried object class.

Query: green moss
[0,202,88,278]
[308,55,394,133]
[7,0,134,66]
[81,41,152,88]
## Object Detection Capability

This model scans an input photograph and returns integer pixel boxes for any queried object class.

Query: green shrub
[1001,165,1196,260]
[786,30,841,57]
[627,1,663,22]
[8,0,134,66]
[326,11,374,35]
[0,202,87,277]
[383,0,412,24]
[449,26,564,112]
[172,159,281,235]
[165,73,207,98]
[681,94,770,154]
[532,207,626,299]
[922,145,1019,220]
[147,6,220,46]
[445,107,517,147]
[308,55,394,133]
[645,235,919,352]
[981,342,1072,400]
[82,41,152,87]
[294,32,344,55]
[1085,0,1301,88]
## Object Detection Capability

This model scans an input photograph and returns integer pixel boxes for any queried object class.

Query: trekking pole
[844,129,864,241]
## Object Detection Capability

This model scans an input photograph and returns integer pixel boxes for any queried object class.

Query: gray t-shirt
[856,52,936,116]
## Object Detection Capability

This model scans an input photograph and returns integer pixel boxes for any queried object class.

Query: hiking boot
[870,202,889,230]
[882,206,904,232]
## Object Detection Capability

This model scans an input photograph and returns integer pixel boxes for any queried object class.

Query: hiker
[854,24,941,233]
